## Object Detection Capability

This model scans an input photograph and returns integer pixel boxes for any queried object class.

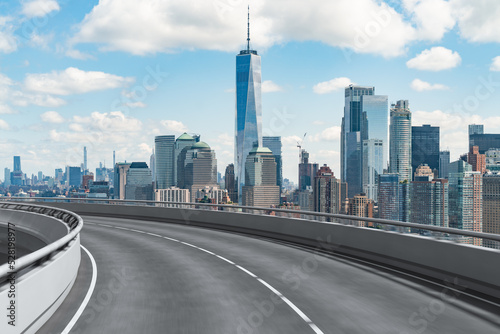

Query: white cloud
[24,67,134,95]
[406,47,461,71]
[122,101,146,108]
[261,80,283,93]
[310,126,341,142]
[0,119,9,130]
[282,135,303,147]
[403,0,455,41]
[22,0,60,18]
[0,17,17,54]
[41,111,65,123]
[71,0,418,58]
[73,111,142,132]
[160,120,188,133]
[452,0,500,44]
[313,77,354,94]
[410,78,449,91]
[65,49,95,60]
[490,56,500,72]
[312,120,325,126]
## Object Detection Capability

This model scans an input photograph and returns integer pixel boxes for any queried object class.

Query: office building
[89,181,110,198]
[150,150,155,183]
[482,173,500,249]
[439,151,450,179]
[235,11,262,203]
[155,187,190,207]
[155,135,175,189]
[182,141,218,202]
[448,160,483,246]
[83,146,88,175]
[298,150,319,191]
[347,193,374,227]
[194,186,228,204]
[242,147,279,207]
[82,174,94,189]
[11,156,23,186]
[414,164,434,180]
[114,162,131,200]
[66,166,82,187]
[377,174,400,221]
[125,162,153,200]
[412,125,439,179]
[224,164,237,203]
[467,145,486,174]
[362,139,384,201]
[469,124,484,136]
[399,180,411,222]
[469,133,500,154]
[175,133,197,186]
[298,189,313,211]
[410,178,448,228]
[389,100,412,182]
[4,168,10,187]
[313,165,341,214]
[263,136,282,194]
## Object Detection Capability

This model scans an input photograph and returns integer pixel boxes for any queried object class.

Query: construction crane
[296,133,307,159]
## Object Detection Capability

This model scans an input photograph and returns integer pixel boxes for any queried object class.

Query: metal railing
[1,197,499,249]
[0,202,83,282]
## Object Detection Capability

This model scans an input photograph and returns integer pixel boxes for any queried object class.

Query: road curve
[38,216,500,334]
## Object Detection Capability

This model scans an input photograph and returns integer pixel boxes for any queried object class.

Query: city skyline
[0,1,500,183]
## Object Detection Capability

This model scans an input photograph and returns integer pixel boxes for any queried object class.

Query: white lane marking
[235,265,258,278]
[91,222,324,334]
[215,255,235,265]
[61,245,97,334]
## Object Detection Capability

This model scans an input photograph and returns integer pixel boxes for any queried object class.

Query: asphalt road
[38,216,500,334]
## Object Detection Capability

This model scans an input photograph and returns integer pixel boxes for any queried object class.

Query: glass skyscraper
[155,135,175,189]
[341,85,387,199]
[263,136,282,194]
[412,125,439,179]
[235,15,262,203]
[389,100,412,182]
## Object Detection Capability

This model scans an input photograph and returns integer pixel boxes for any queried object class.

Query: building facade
[154,135,175,189]
[467,145,486,174]
[242,147,279,207]
[482,173,500,249]
[155,187,190,207]
[298,150,319,191]
[313,165,341,214]
[389,100,412,182]
[378,174,400,221]
[439,150,450,179]
[224,163,237,203]
[410,178,448,228]
[263,136,282,195]
[125,162,153,201]
[113,162,131,200]
[182,141,218,202]
[412,125,439,179]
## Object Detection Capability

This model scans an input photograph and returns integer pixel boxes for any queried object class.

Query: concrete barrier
[47,202,500,299]
[0,206,81,334]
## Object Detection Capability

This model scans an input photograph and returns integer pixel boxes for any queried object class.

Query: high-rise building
[378,174,400,221]
[412,125,439,179]
[125,162,153,200]
[313,165,341,214]
[362,139,384,201]
[410,178,448,228]
[82,174,94,189]
[37,171,43,183]
[399,180,411,222]
[347,193,374,227]
[13,156,21,172]
[224,164,237,203]
[242,147,279,207]
[150,150,155,183]
[174,133,197,186]
[114,162,131,200]
[263,136,282,194]
[155,187,190,207]
[341,85,378,197]
[482,173,500,249]
[439,151,450,179]
[11,156,23,186]
[235,10,262,203]
[467,145,486,174]
[469,124,484,136]
[155,135,175,189]
[3,168,11,187]
[389,100,412,182]
[83,146,88,175]
[182,141,218,202]
[448,160,483,246]
[414,164,434,180]
[298,150,319,191]
[469,133,500,154]
[66,166,82,187]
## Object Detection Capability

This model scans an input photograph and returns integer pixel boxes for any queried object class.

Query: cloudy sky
[1,0,500,183]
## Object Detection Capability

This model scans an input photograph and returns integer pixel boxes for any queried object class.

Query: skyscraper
[410,177,448,228]
[66,166,82,187]
[482,173,500,249]
[469,133,500,154]
[125,162,153,200]
[242,147,279,207]
[263,136,282,194]
[174,133,196,186]
[341,85,374,197]
[224,164,237,203]
[150,150,155,183]
[448,160,483,246]
[313,165,341,214]
[13,156,21,172]
[83,146,88,175]
[235,9,262,203]
[467,145,486,174]
[182,141,218,202]
[155,135,175,189]
[389,100,412,182]
[469,124,484,136]
[378,174,400,221]
[362,139,384,201]
[114,162,131,199]
[298,150,319,191]
[439,150,450,179]
[4,168,11,187]
[412,125,439,178]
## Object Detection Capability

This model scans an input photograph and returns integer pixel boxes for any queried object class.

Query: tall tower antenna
[247,5,250,51]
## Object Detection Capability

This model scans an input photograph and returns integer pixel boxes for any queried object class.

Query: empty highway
[38,216,500,334]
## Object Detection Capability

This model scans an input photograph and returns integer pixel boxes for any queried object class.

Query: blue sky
[0,0,500,183]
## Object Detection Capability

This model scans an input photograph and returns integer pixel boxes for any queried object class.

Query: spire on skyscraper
[247,5,250,52]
